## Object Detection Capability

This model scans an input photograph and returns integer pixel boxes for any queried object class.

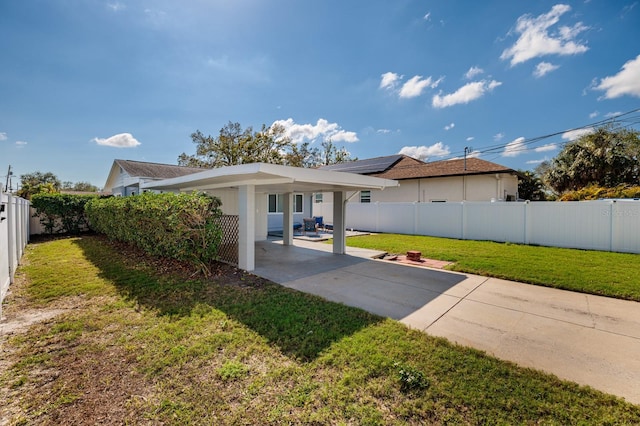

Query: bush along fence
[31,193,97,235]
[1,190,30,317]
[85,192,224,273]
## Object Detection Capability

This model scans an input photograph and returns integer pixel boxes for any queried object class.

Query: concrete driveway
[253,238,640,405]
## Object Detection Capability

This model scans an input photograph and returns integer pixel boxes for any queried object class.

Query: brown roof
[114,159,206,179]
[372,158,516,180]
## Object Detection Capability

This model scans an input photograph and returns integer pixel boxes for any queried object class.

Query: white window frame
[314,193,323,203]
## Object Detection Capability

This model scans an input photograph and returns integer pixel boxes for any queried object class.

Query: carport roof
[142,162,399,193]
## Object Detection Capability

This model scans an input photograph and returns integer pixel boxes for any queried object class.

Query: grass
[344,233,640,301]
[1,235,639,424]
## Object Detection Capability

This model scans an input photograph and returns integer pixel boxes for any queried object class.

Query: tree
[62,181,99,192]
[178,121,292,168]
[17,171,61,200]
[178,121,357,168]
[542,126,640,194]
[517,170,547,201]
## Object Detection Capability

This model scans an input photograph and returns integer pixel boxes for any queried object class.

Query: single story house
[103,160,398,271]
[103,159,204,196]
[313,154,519,212]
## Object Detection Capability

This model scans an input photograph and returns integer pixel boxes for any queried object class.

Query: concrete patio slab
[252,238,640,405]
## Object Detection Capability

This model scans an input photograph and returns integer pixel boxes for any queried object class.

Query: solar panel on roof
[320,155,403,174]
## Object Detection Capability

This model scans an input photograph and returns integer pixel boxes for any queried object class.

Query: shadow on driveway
[253,240,468,320]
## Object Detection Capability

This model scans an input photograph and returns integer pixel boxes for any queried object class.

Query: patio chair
[303,218,317,235]
[313,216,324,231]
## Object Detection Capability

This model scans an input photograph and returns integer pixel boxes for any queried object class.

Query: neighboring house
[103,159,205,196]
[315,154,519,207]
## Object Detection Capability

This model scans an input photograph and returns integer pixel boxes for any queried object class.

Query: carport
[142,162,398,271]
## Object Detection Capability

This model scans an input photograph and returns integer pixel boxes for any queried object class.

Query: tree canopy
[178,121,356,168]
[17,171,61,200]
[541,126,640,194]
[517,170,547,201]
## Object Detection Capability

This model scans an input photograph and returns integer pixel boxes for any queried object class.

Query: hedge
[560,185,640,201]
[85,192,224,270]
[31,193,97,235]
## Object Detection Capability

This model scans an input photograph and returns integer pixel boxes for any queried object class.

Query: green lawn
[1,235,639,424]
[344,233,640,301]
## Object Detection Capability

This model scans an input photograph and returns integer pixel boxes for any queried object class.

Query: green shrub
[560,185,640,201]
[393,361,430,393]
[31,193,97,234]
[85,192,223,270]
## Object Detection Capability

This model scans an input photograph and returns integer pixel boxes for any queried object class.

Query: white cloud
[399,75,434,98]
[0,132,7,141]
[444,122,455,131]
[533,61,560,78]
[432,80,501,108]
[381,72,442,98]
[605,111,623,118]
[562,127,594,141]
[15,141,27,147]
[399,142,450,161]
[589,110,599,119]
[502,137,526,157]
[107,2,125,12]
[92,133,141,148]
[534,143,557,152]
[466,136,475,142]
[423,12,431,21]
[465,66,484,79]
[376,129,391,134]
[272,118,358,144]
[380,72,401,90]
[501,4,589,66]
[494,132,505,141]
[526,158,547,165]
[593,54,640,99]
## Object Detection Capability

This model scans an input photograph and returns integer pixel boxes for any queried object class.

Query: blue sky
[1,0,639,189]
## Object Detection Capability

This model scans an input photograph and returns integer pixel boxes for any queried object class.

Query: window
[314,193,323,203]
[268,194,303,213]
[360,190,371,203]
[294,194,303,213]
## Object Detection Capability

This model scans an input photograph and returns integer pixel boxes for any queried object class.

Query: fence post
[524,200,530,245]
[609,200,615,252]
[7,194,14,284]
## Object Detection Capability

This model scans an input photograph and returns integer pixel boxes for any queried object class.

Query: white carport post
[332,191,346,254]
[238,184,255,271]
[282,192,294,246]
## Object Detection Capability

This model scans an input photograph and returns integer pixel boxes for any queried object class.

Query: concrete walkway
[253,238,640,405]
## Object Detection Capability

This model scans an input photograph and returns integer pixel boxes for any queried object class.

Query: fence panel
[416,203,463,238]
[346,203,378,231]
[1,191,30,317]
[464,202,527,244]
[528,202,612,251]
[344,200,640,254]
[378,202,416,234]
[610,201,640,253]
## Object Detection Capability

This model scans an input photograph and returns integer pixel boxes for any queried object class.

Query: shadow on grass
[73,236,382,362]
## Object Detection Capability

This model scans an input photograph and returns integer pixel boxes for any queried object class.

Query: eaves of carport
[142,162,399,271]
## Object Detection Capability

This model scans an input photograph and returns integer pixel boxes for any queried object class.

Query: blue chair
[314,216,324,231]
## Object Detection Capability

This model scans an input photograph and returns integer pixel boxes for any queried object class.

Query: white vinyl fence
[337,200,640,254]
[1,191,30,317]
